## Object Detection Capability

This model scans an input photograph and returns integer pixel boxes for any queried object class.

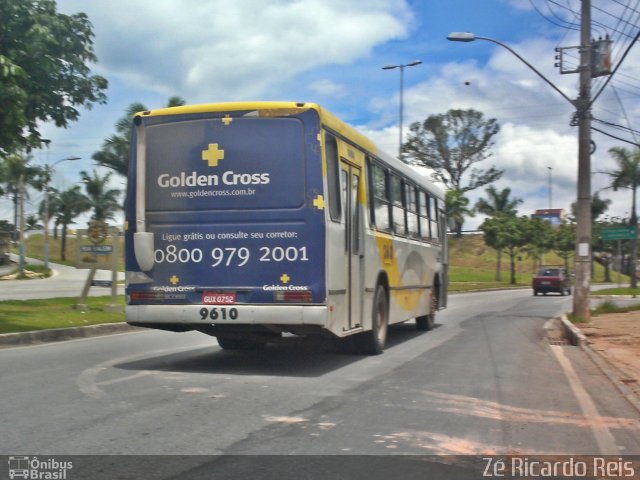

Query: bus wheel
[355,284,388,355]
[416,314,434,331]
[416,290,436,331]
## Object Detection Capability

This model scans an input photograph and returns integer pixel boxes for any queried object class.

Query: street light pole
[448,4,594,319]
[382,60,422,159]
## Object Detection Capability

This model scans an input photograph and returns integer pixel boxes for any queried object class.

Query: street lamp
[447,27,593,319]
[43,156,81,269]
[382,59,422,159]
[447,33,572,104]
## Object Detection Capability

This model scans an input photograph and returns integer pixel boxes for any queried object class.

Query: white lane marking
[550,345,619,454]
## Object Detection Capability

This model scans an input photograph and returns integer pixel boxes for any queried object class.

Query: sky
[11,0,640,231]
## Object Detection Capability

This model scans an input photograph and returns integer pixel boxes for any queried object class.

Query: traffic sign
[601,226,638,241]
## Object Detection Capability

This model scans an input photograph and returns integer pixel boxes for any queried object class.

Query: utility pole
[573,0,592,319]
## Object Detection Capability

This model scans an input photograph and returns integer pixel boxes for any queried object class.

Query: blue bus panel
[126,109,326,306]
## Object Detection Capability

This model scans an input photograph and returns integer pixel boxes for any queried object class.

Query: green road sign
[602,226,638,241]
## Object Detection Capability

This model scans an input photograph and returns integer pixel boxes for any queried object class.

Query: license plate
[541,281,550,285]
[202,292,236,304]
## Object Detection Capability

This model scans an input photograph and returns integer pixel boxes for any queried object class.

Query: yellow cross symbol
[202,143,225,167]
[222,115,233,126]
[313,195,325,210]
[170,275,180,285]
[280,273,291,284]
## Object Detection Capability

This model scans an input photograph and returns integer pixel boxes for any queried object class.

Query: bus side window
[406,184,419,238]
[430,197,439,241]
[390,174,406,235]
[418,190,430,241]
[325,132,341,221]
[371,163,391,232]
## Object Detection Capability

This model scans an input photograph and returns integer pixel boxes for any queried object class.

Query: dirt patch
[576,311,640,396]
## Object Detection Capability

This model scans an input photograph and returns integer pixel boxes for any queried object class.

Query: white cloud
[57,0,413,102]
[309,79,348,98]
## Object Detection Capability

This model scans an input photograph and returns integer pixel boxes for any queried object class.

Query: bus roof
[136,101,444,199]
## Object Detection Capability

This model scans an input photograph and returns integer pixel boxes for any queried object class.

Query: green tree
[554,221,576,270]
[475,186,523,280]
[38,186,60,238]
[80,169,122,222]
[523,216,555,268]
[0,0,107,156]
[481,214,530,285]
[605,147,640,288]
[445,189,474,237]
[92,96,186,177]
[55,185,90,260]
[402,109,503,193]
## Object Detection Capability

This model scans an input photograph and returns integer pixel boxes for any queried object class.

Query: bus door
[439,208,448,308]
[340,161,364,330]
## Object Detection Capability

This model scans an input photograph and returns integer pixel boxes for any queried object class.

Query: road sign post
[602,226,637,291]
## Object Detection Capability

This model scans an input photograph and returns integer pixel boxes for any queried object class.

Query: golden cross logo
[280,273,291,284]
[202,143,225,167]
[313,195,325,210]
[222,115,233,126]
[170,275,180,285]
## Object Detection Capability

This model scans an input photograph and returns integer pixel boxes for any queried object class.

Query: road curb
[560,314,640,415]
[0,323,141,348]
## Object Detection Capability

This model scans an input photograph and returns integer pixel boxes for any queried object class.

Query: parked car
[532,266,571,296]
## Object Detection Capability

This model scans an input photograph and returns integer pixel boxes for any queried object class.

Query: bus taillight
[275,291,313,303]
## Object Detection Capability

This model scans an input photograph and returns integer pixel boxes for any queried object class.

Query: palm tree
[475,186,522,217]
[80,169,122,222]
[606,146,640,288]
[475,186,523,280]
[445,189,474,237]
[0,153,44,241]
[92,96,186,177]
[55,186,90,261]
[25,214,42,231]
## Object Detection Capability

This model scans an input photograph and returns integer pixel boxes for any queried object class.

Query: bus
[125,102,447,354]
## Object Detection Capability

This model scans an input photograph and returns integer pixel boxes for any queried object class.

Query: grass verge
[1,264,53,280]
[567,296,640,325]
[0,296,125,334]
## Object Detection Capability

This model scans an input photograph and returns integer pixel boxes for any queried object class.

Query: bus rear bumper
[126,304,328,327]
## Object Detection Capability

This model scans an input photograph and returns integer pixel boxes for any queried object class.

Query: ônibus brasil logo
[8,456,73,479]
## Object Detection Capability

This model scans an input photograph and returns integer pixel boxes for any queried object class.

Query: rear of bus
[125,102,327,348]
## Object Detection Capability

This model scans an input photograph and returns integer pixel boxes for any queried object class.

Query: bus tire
[415,312,435,331]
[355,284,388,355]
[416,286,437,331]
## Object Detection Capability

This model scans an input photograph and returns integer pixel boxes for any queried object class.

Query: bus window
[390,174,406,235]
[371,164,390,231]
[418,191,430,240]
[430,196,439,241]
[406,185,419,238]
[325,133,341,221]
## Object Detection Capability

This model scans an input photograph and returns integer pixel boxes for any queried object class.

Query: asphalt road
[0,255,123,300]
[1,289,639,479]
